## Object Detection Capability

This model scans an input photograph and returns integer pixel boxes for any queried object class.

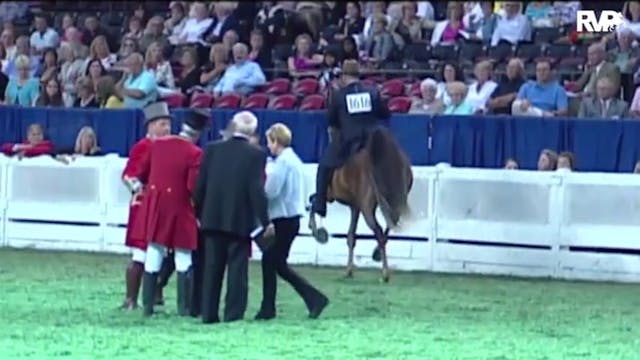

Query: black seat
[546,44,574,61]
[403,43,431,62]
[458,42,486,64]
[515,43,544,61]
[533,28,562,44]
[431,45,458,61]
[487,42,515,62]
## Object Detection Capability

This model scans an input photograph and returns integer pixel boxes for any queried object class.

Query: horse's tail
[366,126,411,229]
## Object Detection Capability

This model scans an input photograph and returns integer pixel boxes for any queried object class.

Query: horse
[314,126,413,282]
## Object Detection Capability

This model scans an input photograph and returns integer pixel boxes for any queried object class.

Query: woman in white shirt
[176,2,213,45]
[255,123,329,321]
[145,41,176,97]
[436,61,465,106]
[465,60,498,113]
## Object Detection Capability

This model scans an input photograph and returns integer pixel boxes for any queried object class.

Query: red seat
[408,82,421,97]
[242,93,269,109]
[299,94,325,111]
[269,94,297,110]
[215,93,242,109]
[292,78,319,96]
[388,96,412,113]
[190,92,214,108]
[361,79,377,87]
[163,93,187,108]
[262,78,291,95]
[380,79,405,97]
[364,75,385,83]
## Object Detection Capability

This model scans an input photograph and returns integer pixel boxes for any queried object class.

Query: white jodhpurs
[144,242,192,273]
[131,248,146,264]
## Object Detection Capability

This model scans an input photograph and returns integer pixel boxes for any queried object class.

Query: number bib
[346,92,372,114]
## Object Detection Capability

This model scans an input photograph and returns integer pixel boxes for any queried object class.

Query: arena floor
[0,249,638,359]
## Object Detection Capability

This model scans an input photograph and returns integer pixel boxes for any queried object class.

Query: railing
[1,155,640,283]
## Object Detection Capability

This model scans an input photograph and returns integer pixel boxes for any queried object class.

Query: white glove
[130,179,143,194]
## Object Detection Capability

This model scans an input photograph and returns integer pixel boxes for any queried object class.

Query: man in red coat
[130,109,209,317]
[120,102,171,310]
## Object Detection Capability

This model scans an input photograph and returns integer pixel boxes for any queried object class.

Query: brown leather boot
[120,262,143,310]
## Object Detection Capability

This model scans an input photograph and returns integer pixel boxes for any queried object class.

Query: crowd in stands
[2,1,640,170]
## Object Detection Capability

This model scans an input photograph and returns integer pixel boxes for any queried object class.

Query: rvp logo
[576,10,626,33]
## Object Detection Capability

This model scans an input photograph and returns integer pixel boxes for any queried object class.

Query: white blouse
[178,17,213,43]
[465,80,498,111]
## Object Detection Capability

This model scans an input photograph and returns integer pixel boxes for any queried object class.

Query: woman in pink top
[287,34,324,79]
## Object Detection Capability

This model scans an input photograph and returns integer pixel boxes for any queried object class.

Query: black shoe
[254,309,276,321]
[308,295,329,319]
[142,272,158,317]
[177,270,192,316]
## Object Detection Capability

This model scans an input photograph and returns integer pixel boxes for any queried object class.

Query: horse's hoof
[379,276,390,283]
[344,270,354,278]
[372,247,382,262]
[314,228,329,244]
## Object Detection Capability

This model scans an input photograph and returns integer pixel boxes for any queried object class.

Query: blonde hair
[89,35,110,58]
[15,54,30,69]
[266,123,292,147]
[446,81,467,96]
[74,126,100,154]
[145,41,163,65]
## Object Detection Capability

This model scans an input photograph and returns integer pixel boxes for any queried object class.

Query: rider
[310,59,391,243]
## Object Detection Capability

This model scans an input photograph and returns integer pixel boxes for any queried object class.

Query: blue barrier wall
[1,105,639,172]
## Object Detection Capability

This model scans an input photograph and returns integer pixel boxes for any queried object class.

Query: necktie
[602,100,608,118]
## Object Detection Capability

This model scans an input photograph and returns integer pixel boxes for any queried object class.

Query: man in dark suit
[193,110,273,324]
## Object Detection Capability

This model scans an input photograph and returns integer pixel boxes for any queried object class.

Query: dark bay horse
[324,126,413,282]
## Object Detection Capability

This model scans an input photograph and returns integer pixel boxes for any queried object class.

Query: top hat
[183,108,210,134]
[143,102,172,124]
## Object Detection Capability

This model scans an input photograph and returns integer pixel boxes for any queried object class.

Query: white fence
[1,155,640,283]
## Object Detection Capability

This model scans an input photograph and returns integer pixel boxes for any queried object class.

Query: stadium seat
[190,92,215,108]
[408,82,421,97]
[163,93,187,108]
[380,79,405,98]
[299,94,325,111]
[487,43,515,63]
[546,44,574,62]
[292,78,320,96]
[242,93,270,109]
[269,94,297,110]
[361,79,377,87]
[215,93,242,109]
[262,78,291,95]
[515,43,544,62]
[404,43,431,62]
[533,27,562,44]
[364,75,386,83]
[388,97,412,113]
[431,45,458,61]
[458,42,486,65]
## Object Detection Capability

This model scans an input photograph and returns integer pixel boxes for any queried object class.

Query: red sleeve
[122,140,148,180]
[23,140,53,157]
[135,143,152,184]
[1,143,16,155]
[187,147,202,195]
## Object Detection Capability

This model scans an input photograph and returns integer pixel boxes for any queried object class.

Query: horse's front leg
[345,206,360,278]
[379,227,390,283]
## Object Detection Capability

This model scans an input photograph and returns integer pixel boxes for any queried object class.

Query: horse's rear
[328,126,413,282]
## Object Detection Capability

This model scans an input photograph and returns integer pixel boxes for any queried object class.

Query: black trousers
[312,164,334,217]
[201,231,250,323]
[259,217,324,313]
[190,235,205,317]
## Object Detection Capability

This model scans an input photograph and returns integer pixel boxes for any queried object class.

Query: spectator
[85,58,107,92]
[176,2,213,45]
[145,42,176,97]
[578,77,629,119]
[319,50,340,89]
[56,126,102,163]
[222,29,240,55]
[203,2,239,44]
[59,13,77,40]
[409,78,445,115]
[35,78,64,107]
[0,2,30,25]
[537,149,558,171]
[254,1,289,47]
[36,48,58,85]
[1,123,54,158]
[81,16,114,50]
[504,158,519,169]
[490,1,532,46]
[73,76,98,108]
[362,1,390,40]
[524,2,553,27]
[62,26,83,48]
[391,2,423,45]
[465,60,498,113]
[443,81,474,115]
[59,42,85,107]
[139,16,169,53]
[116,36,140,63]
[488,57,526,114]
[288,34,324,79]
[1,28,16,62]
[617,1,640,38]
[466,2,498,44]
[321,1,345,27]
[571,43,621,97]
[5,55,39,106]
[123,16,144,41]
[85,35,117,72]
[118,53,158,108]
[96,75,124,109]
[557,151,575,171]
[30,14,60,55]
[363,15,395,67]
[176,47,202,95]
[431,2,464,46]
[0,70,7,103]
[132,4,149,25]
[512,60,568,117]
[335,1,365,42]
[4,36,39,78]
[634,160,640,173]
[200,43,228,92]
[436,62,465,106]
[165,1,187,41]
[608,29,638,74]
[248,29,273,71]
[213,42,266,96]
[339,36,359,63]
[549,1,581,27]
[0,43,7,73]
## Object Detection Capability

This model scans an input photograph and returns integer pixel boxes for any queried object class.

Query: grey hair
[231,111,258,136]
[420,78,437,90]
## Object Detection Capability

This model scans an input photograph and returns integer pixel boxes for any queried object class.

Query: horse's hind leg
[362,210,390,283]
[345,206,360,278]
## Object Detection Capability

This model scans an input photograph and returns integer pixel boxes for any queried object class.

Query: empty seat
[387,97,412,113]
[292,78,320,96]
[458,42,486,65]
[190,92,215,108]
[269,94,297,110]
[515,43,544,62]
[163,93,187,108]
[408,82,421,97]
[242,93,270,109]
[431,45,458,61]
[380,79,405,97]
[487,43,515,62]
[215,93,242,109]
[299,94,325,111]
[546,44,573,61]
[533,28,562,44]
[262,78,291,95]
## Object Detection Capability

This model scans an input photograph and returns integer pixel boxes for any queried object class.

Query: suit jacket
[577,97,630,119]
[575,61,621,96]
[203,14,239,43]
[194,136,269,238]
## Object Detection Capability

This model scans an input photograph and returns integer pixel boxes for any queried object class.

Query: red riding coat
[122,137,152,251]
[132,136,202,250]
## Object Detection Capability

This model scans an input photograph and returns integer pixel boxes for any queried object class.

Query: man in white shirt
[490,2,531,46]
[213,43,266,96]
[29,14,59,54]
[175,2,213,44]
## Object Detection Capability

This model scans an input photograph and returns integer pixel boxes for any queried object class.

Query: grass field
[0,248,639,359]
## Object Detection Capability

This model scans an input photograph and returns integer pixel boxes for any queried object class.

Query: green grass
[0,248,639,359]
